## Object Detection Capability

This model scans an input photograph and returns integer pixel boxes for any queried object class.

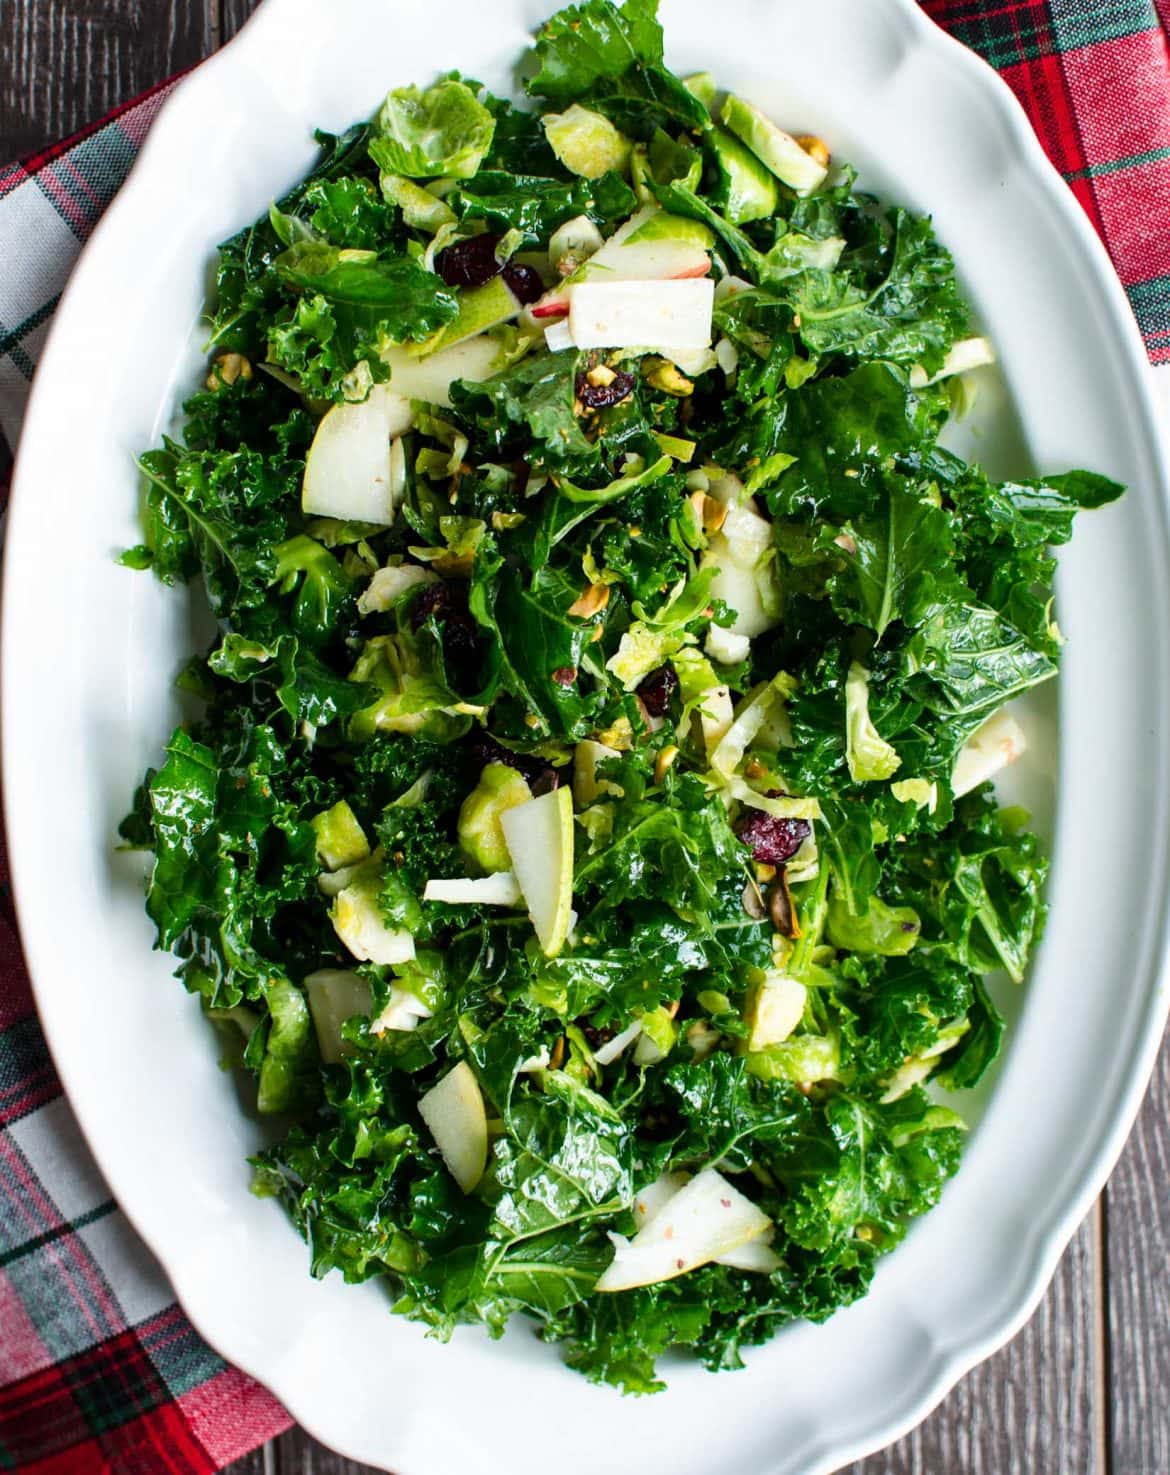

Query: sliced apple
[422,872,523,906]
[500,786,575,957]
[951,707,1027,797]
[530,205,712,319]
[595,1167,772,1291]
[302,384,413,524]
[381,335,505,407]
[567,278,714,351]
[418,1061,488,1193]
[304,969,372,1064]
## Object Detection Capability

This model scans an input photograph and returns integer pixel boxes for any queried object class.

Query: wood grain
[4,3,1170,1474]
[219,0,265,45]
[840,1213,1102,1475]
[1106,1027,1170,1475]
[0,0,210,159]
[271,1430,376,1475]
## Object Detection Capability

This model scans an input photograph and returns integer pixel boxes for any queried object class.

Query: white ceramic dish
[5,1,1169,1471]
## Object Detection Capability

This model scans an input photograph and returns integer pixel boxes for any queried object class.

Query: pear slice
[500,786,575,957]
[715,1231,782,1274]
[951,706,1027,797]
[910,336,995,389]
[632,1172,689,1228]
[595,1167,772,1291]
[304,969,372,1064]
[302,384,413,524]
[422,872,522,906]
[382,335,504,407]
[418,1061,488,1193]
[415,275,521,356]
[572,739,622,806]
[631,1171,780,1273]
[530,205,712,319]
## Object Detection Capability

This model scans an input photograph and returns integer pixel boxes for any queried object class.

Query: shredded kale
[122,0,1122,1393]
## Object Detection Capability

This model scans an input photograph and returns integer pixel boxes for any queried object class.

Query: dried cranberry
[409,580,450,629]
[529,767,562,797]
[467,734,546,783]
[576,370,636,410]
[502,262,544,304]
[442,610,480,666]
[735,812,812,866]
[435,232,504,289]
[580,1022,615,1050]
[636,664,679,718]
[410,580,479,682]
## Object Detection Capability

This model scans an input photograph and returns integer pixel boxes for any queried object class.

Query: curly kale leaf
[526,0,709,139]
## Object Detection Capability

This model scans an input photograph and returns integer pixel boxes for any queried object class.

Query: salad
[122,0,1122,1392]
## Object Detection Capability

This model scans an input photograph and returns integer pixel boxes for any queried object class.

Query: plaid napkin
[1,6,1168,1473]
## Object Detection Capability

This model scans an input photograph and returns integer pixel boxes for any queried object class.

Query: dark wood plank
[1106,1028,1170,1475]
[272,1429,380,1475]
[840,1213,1102,1475]
[221,1450,268,1475]
[219,0,265,45]
[0,0,211,161]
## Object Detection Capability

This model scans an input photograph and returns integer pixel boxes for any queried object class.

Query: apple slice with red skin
[530,206,713,320]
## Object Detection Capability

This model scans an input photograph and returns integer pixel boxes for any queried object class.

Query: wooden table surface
[2,3,1167,1472]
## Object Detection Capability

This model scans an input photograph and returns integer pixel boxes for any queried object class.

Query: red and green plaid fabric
[922,0,1170,365]
[1,5,1168,1473]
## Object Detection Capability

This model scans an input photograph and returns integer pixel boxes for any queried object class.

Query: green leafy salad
[122,0,1122,1392]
